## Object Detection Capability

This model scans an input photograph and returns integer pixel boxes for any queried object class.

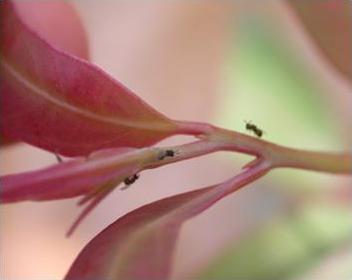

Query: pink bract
[0,0,179,156]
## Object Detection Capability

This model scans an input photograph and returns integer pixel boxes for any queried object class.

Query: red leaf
[287,0,352,80]
[0,1,178,156]
[65,163,268,280]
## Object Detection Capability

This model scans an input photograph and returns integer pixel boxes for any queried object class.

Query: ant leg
[55,153,63,163]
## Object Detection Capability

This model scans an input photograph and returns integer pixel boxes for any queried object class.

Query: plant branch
[144,121,352,175]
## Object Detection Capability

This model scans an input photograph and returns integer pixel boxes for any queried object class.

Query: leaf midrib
[1,58,173,132]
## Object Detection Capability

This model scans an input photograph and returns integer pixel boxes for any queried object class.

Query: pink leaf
[0,0,89,146]
[0,1,178,156]
[65,163,268,280]
[0,147,150,235]
[0,148,138,203]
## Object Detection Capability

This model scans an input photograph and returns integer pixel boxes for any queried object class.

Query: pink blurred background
[1,1,351,279]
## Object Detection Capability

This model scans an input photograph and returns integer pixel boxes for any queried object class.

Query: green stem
[173,120,352,175]
[271,146,352,174]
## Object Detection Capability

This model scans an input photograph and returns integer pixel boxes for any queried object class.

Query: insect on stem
[121,174,140,190]
[157,149,175,160]
[244,121,264,138]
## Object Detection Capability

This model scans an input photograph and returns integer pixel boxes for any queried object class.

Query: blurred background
[1,1,351,279]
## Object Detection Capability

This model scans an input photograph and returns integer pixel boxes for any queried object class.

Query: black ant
[123,174,140,186]
[158,149,175,160]
[121,174,140,190]
[245,121,264,138]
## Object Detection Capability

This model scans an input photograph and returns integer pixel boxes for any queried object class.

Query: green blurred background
[197,12,352,280]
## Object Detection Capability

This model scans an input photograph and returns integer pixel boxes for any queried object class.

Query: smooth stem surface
[169,120,352,175]
[271,146,352,174]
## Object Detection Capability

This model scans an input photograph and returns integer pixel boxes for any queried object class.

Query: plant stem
[270,146,352,174]
[156,121,352,175]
